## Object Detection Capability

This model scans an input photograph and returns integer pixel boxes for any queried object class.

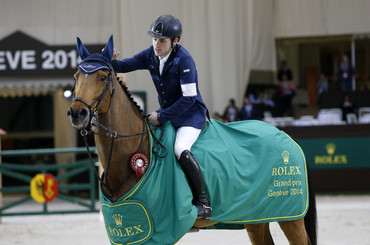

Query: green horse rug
[100,119,309,245]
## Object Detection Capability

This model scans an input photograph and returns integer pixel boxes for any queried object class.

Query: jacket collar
[150,45,179,76]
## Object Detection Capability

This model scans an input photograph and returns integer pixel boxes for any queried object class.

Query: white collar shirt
[159,51,171,76]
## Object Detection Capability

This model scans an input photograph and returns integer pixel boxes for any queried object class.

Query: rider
[111,14,212,219]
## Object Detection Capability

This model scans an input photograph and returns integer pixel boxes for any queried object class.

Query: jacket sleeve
[157,56,198,123]
[111,48,149,73]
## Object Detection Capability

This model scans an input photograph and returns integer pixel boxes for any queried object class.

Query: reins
[74,58,168,201]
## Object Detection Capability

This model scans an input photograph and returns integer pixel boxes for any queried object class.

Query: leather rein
[73,58,167,202]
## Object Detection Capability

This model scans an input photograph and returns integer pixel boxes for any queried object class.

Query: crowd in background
[219,90,276,123]
[217,56,361,124]
[218,60,295,123]
[220,91,276,123]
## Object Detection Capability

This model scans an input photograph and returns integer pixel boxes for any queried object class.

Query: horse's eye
[99,76,107,82]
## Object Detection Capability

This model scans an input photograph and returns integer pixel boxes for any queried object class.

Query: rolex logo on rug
[112,214,123,227]
[281,150,290,164]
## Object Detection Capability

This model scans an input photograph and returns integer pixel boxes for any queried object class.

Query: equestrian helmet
[147,14,182,40]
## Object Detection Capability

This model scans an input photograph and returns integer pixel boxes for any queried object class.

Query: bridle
[72,58,115,127]
[73,58,167,202]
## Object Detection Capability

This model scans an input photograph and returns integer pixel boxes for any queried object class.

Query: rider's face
[152,38,177,58]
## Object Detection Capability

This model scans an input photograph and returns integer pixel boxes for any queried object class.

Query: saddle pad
[100,119,309,245]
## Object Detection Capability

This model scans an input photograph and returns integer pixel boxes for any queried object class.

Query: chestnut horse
[67,36,317,245]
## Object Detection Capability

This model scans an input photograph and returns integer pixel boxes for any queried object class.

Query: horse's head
[67,35,115,130]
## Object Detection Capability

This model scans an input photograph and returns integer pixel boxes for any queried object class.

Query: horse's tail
[304,166,317,245]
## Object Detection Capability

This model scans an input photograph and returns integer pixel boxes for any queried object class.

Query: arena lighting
[63,89,73,100]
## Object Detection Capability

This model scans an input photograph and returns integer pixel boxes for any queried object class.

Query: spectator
[212,112,223,122]
[262,91,275,115]
[239,97,259,120]
[336,55,355,92]
[249,91,262,105]
[341,93,356,121]
[248,91,264,118]
[277,60,293,82]
[317,73,329,109]
[279,75,296,117]
[222,98,239,122]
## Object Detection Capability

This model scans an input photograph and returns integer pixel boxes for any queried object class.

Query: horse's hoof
[188,227,199,233]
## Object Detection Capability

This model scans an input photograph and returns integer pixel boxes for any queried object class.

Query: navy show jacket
[111,45,207,129]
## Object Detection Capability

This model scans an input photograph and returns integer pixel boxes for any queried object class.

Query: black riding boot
[178,150,212,220]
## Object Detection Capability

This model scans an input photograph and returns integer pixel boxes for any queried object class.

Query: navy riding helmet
[147,14,182,40]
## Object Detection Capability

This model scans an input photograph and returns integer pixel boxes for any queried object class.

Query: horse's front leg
[244,223,274,245]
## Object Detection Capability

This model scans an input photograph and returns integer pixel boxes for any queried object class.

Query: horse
[67,36,317,245]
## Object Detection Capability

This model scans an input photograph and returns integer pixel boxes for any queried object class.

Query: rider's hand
[148,112,160,126]
[112,48,120,60]
[102,48,120,60]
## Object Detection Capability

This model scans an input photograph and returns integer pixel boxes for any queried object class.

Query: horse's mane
[116,76,145,116]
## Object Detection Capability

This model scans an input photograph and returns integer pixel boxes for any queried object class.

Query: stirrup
[196,203,212,220]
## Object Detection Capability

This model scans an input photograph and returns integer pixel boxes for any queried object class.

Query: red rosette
[129,152,150,181]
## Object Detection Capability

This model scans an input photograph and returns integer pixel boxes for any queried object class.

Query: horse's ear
[101,34,114,62]
[76,37,90,59]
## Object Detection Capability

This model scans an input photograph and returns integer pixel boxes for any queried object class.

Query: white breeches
[174,126,202,159]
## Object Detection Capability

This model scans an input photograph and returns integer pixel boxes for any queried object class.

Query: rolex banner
[298,137,370,169]
[100,119,309,245]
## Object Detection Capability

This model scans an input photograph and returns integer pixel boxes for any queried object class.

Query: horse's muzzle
[67,106,90,129]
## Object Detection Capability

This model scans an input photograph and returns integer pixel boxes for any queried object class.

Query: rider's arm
[157,56,198,124]
[111,48,150,73]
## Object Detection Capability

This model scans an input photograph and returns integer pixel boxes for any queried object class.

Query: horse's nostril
[67,107,88,120]
[67,107,72,117]
[76,108,88,118]
[67,106,89,128]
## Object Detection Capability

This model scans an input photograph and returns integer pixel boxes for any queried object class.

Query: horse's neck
[95,84,149,201]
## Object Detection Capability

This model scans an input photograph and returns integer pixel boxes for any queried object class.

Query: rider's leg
[175,127,212,220]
